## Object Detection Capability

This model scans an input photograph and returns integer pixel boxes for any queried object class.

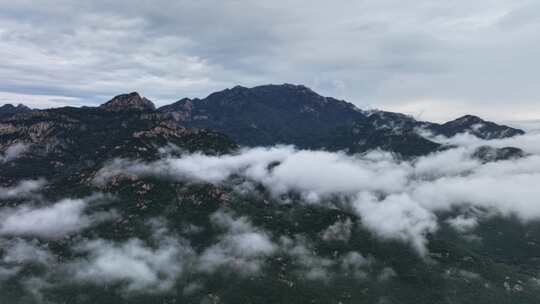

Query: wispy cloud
[0,195,115,238]
[197,210,277,276]
[0,179,45,199]
[0,142,28,163]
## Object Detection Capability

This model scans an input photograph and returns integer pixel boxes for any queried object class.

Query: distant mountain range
[0,84,524,159]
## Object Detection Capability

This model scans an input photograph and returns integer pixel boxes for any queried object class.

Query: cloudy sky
[0,0,539,121]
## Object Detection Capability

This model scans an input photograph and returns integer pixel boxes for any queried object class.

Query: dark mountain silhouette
[0,103,32,119]
[159,84,523,156]
[0,85,524,163]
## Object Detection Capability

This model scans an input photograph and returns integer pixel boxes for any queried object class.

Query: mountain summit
[0,103,32,119]
[158,84,523,156]
[100,92,156,111]
[437,115,524,139]
[159,84,364,147]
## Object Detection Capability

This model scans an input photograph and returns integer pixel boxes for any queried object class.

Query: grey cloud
[340,251,373,280]
[0,179,45,199]
[71,236,191,293]
[377,267,397,282]
[321,218,353,242]
[197,210,277,276]
[0,142,28,163]
[0,218,195,296]
[0,238,55,281]
[280,235,372,281]
[67,219,194,293]
[0,238,54,265]
[279,235,335,281]
[0,1,538,120]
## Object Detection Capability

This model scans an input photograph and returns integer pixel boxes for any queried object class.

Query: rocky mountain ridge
[158,84,524,155]
[0,85,524,159]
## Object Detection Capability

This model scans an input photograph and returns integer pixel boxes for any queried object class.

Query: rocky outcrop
[99,92,156,112]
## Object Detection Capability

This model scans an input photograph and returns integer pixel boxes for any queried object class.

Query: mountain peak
[100,92,156,111]
[0,103,31,110]
[451,115,483,124]
[441,114,524,139]
[0,103,32,119]
[251,83,318,95]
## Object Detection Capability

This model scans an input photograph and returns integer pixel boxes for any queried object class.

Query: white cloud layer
[95,132,540,255]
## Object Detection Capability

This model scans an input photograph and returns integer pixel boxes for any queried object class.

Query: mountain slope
[0,98,235,185]
[160,84,366,147]
[436,115,525,139]
[160,84,524,156]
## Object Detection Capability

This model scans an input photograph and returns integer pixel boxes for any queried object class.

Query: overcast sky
[0,0,539,121]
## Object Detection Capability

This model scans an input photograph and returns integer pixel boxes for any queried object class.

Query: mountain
[100,92,156,111]
[160,84,523,156]
[0,103,32,119]
[0,87,535,304]
[435,115,525,139]
[472,145,526,163]
[0,104,235,186]
[159,84,365,147]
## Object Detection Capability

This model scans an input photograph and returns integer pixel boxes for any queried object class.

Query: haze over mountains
[1,84,539,304]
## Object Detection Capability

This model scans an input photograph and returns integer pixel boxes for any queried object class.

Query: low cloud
[0,238,55,281]
[446,215,479,233]
[0,195,114,238]
[94,131,540,256]
[0,219,195,297]
[321,218,353,242]
[197,210,277,276]
[341,251,373,280]
[351,193,437,256]
[281,235,372,281]
[0,179,45,199]
[280,235,335,281]
[0,143,29,163]
[95,146,409,200]
[71,235,192,293]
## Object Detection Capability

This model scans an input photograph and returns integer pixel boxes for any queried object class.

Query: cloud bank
[96,132,540,255]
